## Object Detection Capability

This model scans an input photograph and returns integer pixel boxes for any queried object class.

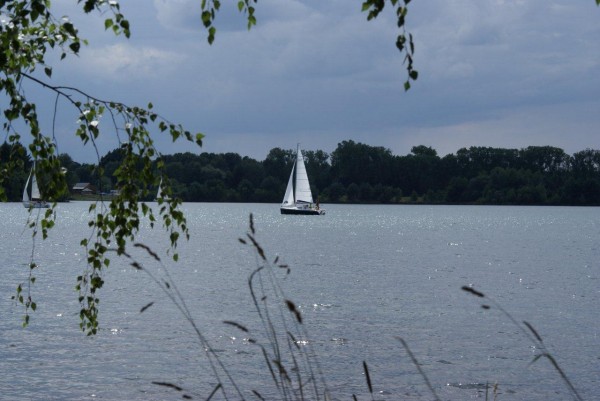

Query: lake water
[0,202,598,400]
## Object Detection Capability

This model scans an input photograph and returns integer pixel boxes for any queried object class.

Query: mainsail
[294,148,313,204]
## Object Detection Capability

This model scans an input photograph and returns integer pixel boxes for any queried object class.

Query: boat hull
[23,201,50,209]
[280,207,325,215]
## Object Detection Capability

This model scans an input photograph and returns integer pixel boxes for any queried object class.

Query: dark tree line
[2,140,600,205]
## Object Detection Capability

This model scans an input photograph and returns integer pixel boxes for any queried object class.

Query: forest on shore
[2,140,600,206]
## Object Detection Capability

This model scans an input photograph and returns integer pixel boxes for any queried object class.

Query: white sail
[23,170,32,204]
[282,163,295,206]
[156,178,170,201]
[157,178,163,200]
[31,173,41,200]
[294,148,313,204]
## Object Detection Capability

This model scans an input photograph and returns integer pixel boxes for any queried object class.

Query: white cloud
[153,0,201,33]
[76,43,186,81]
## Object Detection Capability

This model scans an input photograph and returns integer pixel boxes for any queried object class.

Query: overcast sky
[29,0,600,162]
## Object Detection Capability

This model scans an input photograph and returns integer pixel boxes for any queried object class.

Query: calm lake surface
[0,202,598,400]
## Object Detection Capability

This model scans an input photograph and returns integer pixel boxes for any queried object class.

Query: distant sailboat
[22,163,49,209]
[280,145,325,215]
[156,177,170,201]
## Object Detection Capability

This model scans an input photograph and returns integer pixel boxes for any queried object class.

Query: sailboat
[156,177,170,201]
[280,145,325,215]
[22,163,49,209]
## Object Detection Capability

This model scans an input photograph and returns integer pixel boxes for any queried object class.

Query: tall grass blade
[285,299,302,323]
[395,336,441,401]
[205,383,222,401]
[461,286,485,298]
[246,233,266,260]
[223,320,249,333]
[134,242,161,261]
[152,381,183,391]
[363,361,373,394]
[139,302,154,313]
[523,320,543,343]
[260,346,280,390]
[249,213,255,234]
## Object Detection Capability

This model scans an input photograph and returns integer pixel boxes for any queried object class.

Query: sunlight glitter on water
[1,203,598,401]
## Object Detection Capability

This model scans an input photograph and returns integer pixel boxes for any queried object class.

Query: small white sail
[157,178,163,200]
[282,163,295,206]
[156,178,170,201]
[22,170,32,204]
